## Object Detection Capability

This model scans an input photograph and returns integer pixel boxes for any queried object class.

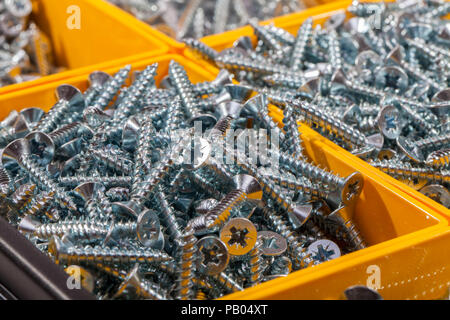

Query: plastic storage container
[0,54,449,300]
[0,0,170,95]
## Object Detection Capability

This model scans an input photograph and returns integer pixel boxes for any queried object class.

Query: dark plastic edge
[0,217,94,300]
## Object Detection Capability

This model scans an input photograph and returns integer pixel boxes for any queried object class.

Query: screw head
[306,239,341,262]
[136,209,164,249]
[375,66,409,92]
[18,215,41,234]
[220,217,257,256]
[377,148,397,161]
[56,84,85,112]
[4,0,32,18]
[196,236,229,276]
[341,172,364,206]
[113,264,142,299]
[184,137,212,170]
[88,71,111,88]
[74,182,105,202]
[396,136,424,163]
[2,138,29,171]
[83,106,110,128]
[325,12,346,30]
[232,174,263,202]
[257,231,287,256]
[224,84,253,103]
[355,50,382,74]
[121,116,140,152]
[19,107,44,126]
[24,131,55,165]
[419,185,450,208]
[377,105,402,140]
[287,203,313,228]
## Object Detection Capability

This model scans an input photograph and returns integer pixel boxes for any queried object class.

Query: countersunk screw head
[196,236,229,276]
[55,84,85,112]
[24,131,55,165]
[232,174,263,202]
[136,209,164,249]
[377,105,402,140]
[88,71,112,88]
[19,107,44,126]
[419,184,450,208]
[306,239,341,262]
[396,136,424,162]
[4,0,32,18]
[74,182,105,202]
[257,231,287,256]
[287,203,313,229]
[341,172,364,206]
[220,217,257,256]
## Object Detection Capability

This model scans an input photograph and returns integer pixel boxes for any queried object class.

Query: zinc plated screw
[113,264,169,300]
[48,235,174,267]
[34,84,85,133]
[2,135,77,211]
[397,132,450,163]
[330,70,440,135]
[369,159,450,184]
[426,149,450,168]
[83,71,112,107]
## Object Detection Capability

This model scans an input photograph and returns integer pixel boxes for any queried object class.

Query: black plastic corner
[0,216,94,300]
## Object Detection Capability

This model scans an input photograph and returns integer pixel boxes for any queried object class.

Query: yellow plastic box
[0,0,170,95]
[0,54,449,299]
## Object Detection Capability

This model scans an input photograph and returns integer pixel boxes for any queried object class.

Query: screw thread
[92,65,131,110]
[105,187,129,202]
[331,211,366,250]
[113,64,158,122]
[262,207,315,269]
[34,218,109,241]
[175,225,197,300]
[264,24,295,46]
[48,122,81,148]
[211,272,244,293]
[169,61,198,119]
[370,159,450,184]
[415,132,450,152]
[9,183,36,209]
[91,147,133,175]
[59,175,132,188]
[188,171,223,199]
[206,189,247,228]
[328,30,343,70]
[263,72,307,89]
[154,189,183,242]
[35,101,68,133]
[52,244,173,266]
[292,100,368,148]
[20,156,76,210]
[213,0,230,34]
[20,191,54,218]
[248,240,263,287]
[250,21,284,54]
[261,168,328,199]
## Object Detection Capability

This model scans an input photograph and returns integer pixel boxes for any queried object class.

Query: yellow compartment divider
[0,0,170,95]
[0,53,448,300]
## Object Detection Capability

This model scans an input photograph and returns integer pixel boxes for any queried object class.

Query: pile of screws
[185,0,450,208]
[0,55,370,299]
[108,0,312,39]
[0,0,57,87]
